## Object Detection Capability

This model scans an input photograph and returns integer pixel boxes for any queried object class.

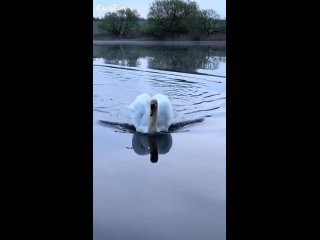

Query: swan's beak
[150,103,156,117]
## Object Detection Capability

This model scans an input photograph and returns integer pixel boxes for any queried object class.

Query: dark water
[93,42,226,240]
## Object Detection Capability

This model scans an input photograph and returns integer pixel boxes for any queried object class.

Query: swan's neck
[148,114,157,132]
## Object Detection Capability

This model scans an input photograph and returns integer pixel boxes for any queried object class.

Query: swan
[128,93,173,133]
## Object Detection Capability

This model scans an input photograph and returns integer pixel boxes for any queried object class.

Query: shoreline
[93,40,226,46]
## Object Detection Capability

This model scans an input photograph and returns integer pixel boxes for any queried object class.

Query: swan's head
[150,99,158,117]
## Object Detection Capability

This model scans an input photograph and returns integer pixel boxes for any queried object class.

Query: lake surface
[93,42,226,240]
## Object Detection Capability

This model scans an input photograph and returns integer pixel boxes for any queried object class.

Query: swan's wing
[129,94,151,114]
[152,94,173,131]
[157,107,173,131]
[130,94,151,133]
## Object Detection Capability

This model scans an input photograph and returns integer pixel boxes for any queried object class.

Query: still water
[93,42,226,240]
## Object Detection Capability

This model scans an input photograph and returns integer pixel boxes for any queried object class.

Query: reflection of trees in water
[148,46,226,72]
[93,45,226,72]
[203,56,226,70]
[93,45,142,67]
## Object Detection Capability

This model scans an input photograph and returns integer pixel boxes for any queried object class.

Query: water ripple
[94,62,225,125]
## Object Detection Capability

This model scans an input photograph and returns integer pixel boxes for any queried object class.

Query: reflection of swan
[132,133,173,163]
[129,93,173,133]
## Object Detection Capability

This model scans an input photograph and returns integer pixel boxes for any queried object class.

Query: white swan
[128,93,173,133]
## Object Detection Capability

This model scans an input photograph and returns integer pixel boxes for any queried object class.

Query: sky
[93,0,226,19]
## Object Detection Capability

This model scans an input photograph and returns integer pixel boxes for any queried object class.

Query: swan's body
[129,93,173,133]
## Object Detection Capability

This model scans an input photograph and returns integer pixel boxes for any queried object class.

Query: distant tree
[200,9,221,34]
[216,19,226,32]
[99,8,140,38]
[147,0,200,39]
[121,9,140,37]
[99,12,121,36]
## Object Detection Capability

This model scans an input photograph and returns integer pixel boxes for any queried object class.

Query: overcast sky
[93,0,226,19]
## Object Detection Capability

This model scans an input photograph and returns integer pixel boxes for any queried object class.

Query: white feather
[129,93,173,133]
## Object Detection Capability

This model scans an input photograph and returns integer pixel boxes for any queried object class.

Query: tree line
[94,0,226,40]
